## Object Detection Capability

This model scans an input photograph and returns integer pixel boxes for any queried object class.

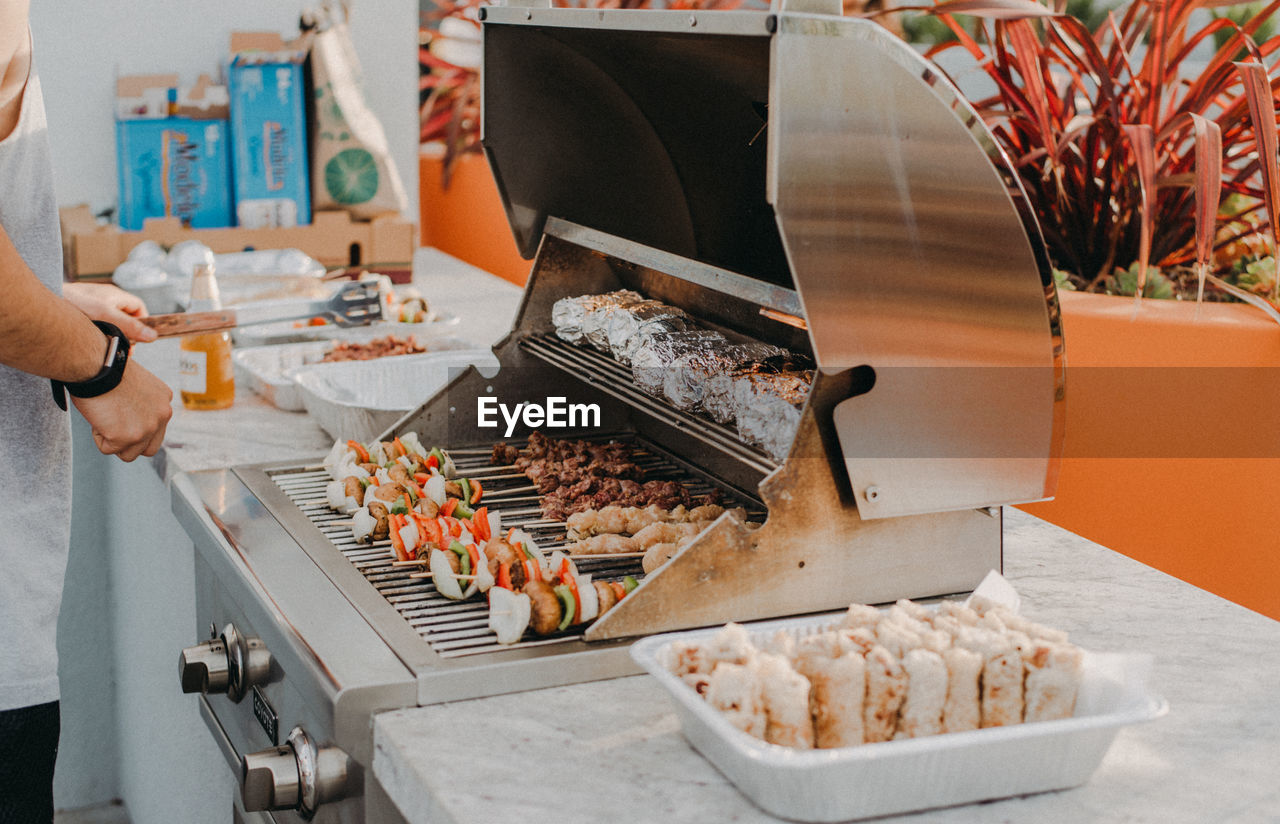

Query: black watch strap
[52,321,131,411]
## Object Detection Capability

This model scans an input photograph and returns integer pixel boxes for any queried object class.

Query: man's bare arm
[0,223,111,381]
[1,224,174,462]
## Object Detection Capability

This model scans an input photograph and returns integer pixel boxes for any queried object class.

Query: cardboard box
[60,205,415,281]
[228,32,312,229]
[116,75,234,231]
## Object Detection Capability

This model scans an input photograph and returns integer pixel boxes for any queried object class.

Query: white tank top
[0,58,73,710]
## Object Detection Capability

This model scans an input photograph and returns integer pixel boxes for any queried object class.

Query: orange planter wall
[418,149,531,286]
[1019,291,1280,620]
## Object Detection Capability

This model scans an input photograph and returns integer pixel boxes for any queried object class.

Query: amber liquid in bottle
[179,263,235,410]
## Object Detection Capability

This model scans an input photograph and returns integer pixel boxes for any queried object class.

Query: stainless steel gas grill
[173,2,1064,820]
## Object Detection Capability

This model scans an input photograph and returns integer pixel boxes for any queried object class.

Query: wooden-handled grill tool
[142,280,384,338]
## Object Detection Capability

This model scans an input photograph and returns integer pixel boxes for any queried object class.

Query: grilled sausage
[367,501,390,541]
[343,476,365,507]
[372,483,405,503]
[594,580,618,616]
[525,580,561,635]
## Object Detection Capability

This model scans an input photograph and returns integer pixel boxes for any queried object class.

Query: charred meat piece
[491,442,521,465]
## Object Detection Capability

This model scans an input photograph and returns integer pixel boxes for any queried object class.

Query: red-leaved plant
[905,0,1280,313]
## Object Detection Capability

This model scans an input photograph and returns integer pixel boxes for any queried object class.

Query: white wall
[30,0,418,224]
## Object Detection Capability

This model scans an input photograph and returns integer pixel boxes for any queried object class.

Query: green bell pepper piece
[554,584,575,631]
[449,540,471,577]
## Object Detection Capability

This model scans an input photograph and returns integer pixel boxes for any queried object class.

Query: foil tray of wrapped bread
[630,572,1166,823]
[552,290,813,461]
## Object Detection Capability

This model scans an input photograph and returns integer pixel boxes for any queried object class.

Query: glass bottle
[179,263,235,410]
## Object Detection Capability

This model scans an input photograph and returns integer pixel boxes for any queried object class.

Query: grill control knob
[179,638,230,695]
[178,623,272,702]
[241,727,350,816]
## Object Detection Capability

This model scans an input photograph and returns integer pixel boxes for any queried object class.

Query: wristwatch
[51,320,131,411]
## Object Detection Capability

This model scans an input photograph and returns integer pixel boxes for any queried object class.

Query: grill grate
[520,334,779,475]
[268,437,761,658]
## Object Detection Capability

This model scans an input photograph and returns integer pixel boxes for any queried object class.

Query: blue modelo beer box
[115,74,233,231]
[227,32,311,229]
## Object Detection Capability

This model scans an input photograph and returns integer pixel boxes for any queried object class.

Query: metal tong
[142,280,384,338]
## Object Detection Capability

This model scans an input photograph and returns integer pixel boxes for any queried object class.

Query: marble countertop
[130,248,524,480]
[131,249,1279,822]
[372,507,1280,824]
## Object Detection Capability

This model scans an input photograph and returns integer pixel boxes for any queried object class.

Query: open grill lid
[479,0,1065,519]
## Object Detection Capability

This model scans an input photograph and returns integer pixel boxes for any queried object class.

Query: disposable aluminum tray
[232,334,475,411]
[631,607,1166,822]
[293,350,500,442]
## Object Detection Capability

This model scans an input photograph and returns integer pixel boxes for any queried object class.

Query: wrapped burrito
[630,330,728,398]
[603,301,694,365]
[733,369,813,461]
[552,290,645,346]
[676,342,785,418]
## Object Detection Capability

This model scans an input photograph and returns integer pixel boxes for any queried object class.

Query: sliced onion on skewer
[489,587,531,645]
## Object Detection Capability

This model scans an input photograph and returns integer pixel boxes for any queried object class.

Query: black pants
[0,702,59,824]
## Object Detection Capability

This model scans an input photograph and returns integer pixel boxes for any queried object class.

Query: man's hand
[63,283,158,343]
[72,359,173,462]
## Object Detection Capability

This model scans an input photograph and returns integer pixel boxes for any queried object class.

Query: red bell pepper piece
[524,559,541,583]
[393,437,407,458]
[416,514,442,548]
[472,507,491,542]
[496,562,513,590]
[469,480,483,505]
[426,453,439,470]
[466,544,481,581]
[347,440,370,463]
[388,515,408,561]
[441,498,458,518]
[414,472,431,485]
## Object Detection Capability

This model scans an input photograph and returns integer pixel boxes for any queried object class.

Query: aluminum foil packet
[667,341,785,415]
[733,369,814,461]
[630,330,728,398]
[604,301,694,365]
[552,290,645,346]
[582,292,652,351]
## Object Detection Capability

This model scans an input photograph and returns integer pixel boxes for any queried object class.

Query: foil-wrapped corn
[552,290,645,346]
[665,341,785,414]
[604,301,694,365]
[734,370,813,461]
[631,330,728,398]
